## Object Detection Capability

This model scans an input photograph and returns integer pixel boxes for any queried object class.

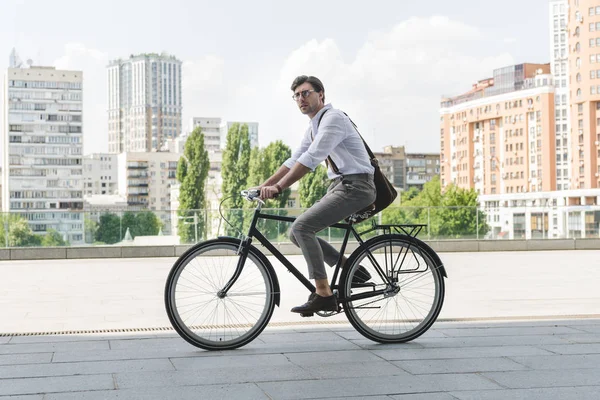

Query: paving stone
[571,324,600,334]
[258,375,432,399]
[303,361,408,380]
[52,347,213,363]
[394,357,529,374]
[170,353,290,370]
[115,364,311,389]
[509,353,600,370]
[319,396,392,400]
[398,334,567,348]
[334,329,447,340]
[108,337,197,350]
[388,394,458,400]
[0,395,43,400]
[559,333,600,344]
[258,331,344,343]
[42,383,269,400]
[0,337,10,345]
[0,359,174,379]
[257,373,499,400]
[223,338,361,354]
[7,333,163,344]
[349,340,426,350]
[0,340,109,355]
[285,350,382,366]
[0,352,53,366]
[451,386,600,400]
[0,374,114,396]
[540,343,600,355]
[437,326,581,338]
[481,368,600,389]
[372,345,552,361]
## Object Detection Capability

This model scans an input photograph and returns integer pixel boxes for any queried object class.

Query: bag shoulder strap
[342,112,377,165]
[312,109,341,174]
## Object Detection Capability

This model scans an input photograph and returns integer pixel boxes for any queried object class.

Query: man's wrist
[274,183,283,193]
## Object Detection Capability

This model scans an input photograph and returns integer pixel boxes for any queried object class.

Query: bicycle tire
[340,234,445,343]
[165,238,277,350]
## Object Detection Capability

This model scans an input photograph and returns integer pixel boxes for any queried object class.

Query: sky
[0,0,553,155]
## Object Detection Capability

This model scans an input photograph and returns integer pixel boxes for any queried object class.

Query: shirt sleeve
[296,112,346,170]
[283,128,312,169]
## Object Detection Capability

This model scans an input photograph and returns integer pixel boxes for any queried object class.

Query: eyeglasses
[292,89,315,101]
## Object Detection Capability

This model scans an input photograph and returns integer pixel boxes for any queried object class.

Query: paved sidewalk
[1,318,599,399]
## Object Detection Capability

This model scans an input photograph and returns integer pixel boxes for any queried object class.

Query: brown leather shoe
[291,293,338,316]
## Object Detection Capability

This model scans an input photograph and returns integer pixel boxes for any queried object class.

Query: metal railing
[0,204,599,248]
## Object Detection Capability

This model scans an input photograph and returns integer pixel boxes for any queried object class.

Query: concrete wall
[1,238,600,261]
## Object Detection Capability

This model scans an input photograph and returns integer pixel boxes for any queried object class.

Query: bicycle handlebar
[241,189,262,201]
[240,189,279,204]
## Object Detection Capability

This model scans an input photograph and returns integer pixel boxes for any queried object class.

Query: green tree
[42,229,68,247]
[221,123,251,236]
[382,176,488,238]
[95,213,121,244]
[84,217,98,244]
[0,214,39,247]
[245,141,292,239]
[437,184,489,238]
[177,127,210,243]
[298,164,329,208]
[121,211,162,238]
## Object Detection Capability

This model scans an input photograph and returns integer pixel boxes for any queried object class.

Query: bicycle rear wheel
[165,238,276,350]
[340,234,445,343]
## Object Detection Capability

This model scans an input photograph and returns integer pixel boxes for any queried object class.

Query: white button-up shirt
[283,104,374,180]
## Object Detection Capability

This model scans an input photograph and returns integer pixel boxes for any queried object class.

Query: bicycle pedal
[300,312,314,317]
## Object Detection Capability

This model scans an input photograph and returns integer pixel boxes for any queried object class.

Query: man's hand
[260,185,281,199]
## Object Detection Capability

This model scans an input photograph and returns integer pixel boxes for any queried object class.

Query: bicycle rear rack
[357,220,426,238]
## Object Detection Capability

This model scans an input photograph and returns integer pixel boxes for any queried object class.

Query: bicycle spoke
[343,235,444,343]
[166,241,275,350]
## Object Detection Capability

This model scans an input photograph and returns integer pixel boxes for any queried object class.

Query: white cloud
[181,56,227,131]
[260,16,514,153]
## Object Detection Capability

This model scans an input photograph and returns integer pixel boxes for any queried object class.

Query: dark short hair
[291,75,325,101]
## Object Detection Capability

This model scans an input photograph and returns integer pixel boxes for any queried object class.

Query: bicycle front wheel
[165,239,276,350]
[340,234,445,343]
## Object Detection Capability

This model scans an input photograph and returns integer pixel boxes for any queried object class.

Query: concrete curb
[1,238,599,260]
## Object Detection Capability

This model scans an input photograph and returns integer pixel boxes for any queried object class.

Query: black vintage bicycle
[165,190,448,351]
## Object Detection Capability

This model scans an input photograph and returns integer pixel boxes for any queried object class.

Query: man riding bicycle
[257,75,376,315]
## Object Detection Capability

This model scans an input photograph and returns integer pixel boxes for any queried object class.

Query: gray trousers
[289,173,377,280]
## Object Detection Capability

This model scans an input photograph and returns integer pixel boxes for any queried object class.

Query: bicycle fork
[217,237,251,299]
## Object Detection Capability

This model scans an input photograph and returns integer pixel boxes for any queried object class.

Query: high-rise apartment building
[107,53,182,153]
[440,63,556,196]
[83,153,118,196]
[551,0,572,190]
[567,0,600,189]
[2,66,84,243]
[374,146,406,189]
[190,117,222,151]
[405,153,440,191]
[116,152,179,232]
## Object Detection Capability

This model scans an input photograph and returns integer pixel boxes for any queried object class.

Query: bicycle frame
[219,198,433,304]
